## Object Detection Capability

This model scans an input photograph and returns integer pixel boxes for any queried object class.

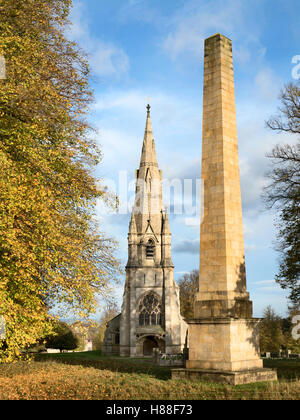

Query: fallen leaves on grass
[0,360,299,400]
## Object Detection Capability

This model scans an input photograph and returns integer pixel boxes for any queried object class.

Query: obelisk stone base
[187,318,263,371]
[172,318,277,385]
[172,367,277,386]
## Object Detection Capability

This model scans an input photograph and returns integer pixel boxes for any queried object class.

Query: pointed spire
[132,104,163,235]
[129,213,137,234]
[162,210,171,234]
[139,104,158,168]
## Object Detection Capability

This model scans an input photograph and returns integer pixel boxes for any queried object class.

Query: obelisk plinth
[172,34,277,385]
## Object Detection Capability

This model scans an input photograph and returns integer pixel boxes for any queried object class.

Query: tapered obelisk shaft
[195,33,252,318]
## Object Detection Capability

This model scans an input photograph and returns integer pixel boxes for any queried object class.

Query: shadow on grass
[33,352,300,383]
[34,351,172,381]
[263,358,300,381]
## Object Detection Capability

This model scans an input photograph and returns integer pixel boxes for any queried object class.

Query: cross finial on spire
[146,104,151,115]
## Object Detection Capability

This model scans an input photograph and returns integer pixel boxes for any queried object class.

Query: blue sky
[67,0,299,318]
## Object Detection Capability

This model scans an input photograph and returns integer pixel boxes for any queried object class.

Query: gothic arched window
[138,292,162,326]
[146,239,155,259]
[139,311,145,326]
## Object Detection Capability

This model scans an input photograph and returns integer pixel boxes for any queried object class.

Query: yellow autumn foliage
[0,0,121,361]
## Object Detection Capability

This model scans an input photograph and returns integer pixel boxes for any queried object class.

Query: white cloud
[253,280,276,285]
[239,155,270,216]
[175,271,191,276]
[161,0,264,66]
[92,88,202,170]
[243,223,254,236]
[67,0,89,39]
[236,95,290,218]
[162,0,238,61]
[259,286,282,291]
[117,0,161,25]
[94,90,147,112]
[245,243,256,252]
[252,280,282,292]
[174,239,200,254]
[252,293,288,317]
[90,42,129,78]
[66,1,130,79]
[255,67,282,102]
[95,127,139,172]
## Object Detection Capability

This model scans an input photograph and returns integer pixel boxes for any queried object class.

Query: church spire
[132,104,163,236]
[139,104,159,169]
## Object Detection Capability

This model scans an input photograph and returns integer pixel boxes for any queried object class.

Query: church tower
[119,105,187,357]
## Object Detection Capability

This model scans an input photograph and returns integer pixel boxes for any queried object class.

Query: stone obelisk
[172,34,277,385]
[195,34,252,319]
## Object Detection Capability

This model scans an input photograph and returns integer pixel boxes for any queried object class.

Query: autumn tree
[45,321,78,352]
[281,306,300,353]
[264,82,300,306]
[97,300,120,346]
[259,306,285,353]
[177,270,199,320]
[70,320,100,351]
[0,0,120,361]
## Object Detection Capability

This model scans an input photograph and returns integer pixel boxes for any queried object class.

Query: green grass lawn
[0,351,299,400]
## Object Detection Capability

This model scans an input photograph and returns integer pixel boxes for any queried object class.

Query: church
[102,105,188,357]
